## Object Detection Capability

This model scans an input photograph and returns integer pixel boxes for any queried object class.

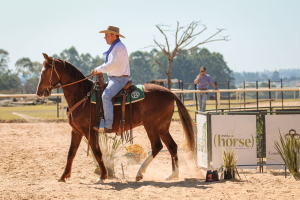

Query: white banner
[265,115,300,169]
[211,115,257,169]
[196,114,208,168]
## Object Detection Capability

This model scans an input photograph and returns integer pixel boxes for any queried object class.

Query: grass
[0,98,299,121]
[274,131,300,178]
[0,104,64,120]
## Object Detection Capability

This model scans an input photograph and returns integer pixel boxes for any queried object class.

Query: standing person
[194,67,218,111]
[91,26,130,133]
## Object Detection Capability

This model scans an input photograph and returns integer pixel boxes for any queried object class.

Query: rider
[91,26,130,133]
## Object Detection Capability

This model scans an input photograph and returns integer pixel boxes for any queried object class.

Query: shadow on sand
[79,178,247,191]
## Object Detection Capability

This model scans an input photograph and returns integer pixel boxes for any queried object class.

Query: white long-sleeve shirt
[95,42,130,76]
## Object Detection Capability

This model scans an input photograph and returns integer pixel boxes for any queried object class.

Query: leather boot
[93,119,105,132]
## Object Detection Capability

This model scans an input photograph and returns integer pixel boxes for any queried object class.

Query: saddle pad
[91,84,144,106]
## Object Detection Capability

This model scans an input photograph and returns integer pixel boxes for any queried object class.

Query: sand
[1,121,300,200]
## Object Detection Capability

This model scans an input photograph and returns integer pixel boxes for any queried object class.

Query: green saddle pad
[91,84,144,106]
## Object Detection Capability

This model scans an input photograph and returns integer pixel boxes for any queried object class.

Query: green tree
[260,73,269,81]
[15,58,41,79]
[172,48,233,87]
[57,46,82,70]
[15,58,42,93]
[271,70,280,81]
[0,49,9,75]
[0,73,21,93]
[129,51,151,84]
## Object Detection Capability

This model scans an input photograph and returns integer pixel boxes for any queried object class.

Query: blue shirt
[194,74,214,89]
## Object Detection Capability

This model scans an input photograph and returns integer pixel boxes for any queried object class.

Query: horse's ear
[42,53,51,62]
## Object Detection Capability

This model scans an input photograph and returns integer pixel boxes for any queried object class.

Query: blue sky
[1,0,299,73]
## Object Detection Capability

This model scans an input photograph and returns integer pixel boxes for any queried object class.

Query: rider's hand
[215,87,219,90]
[91,69,98,76]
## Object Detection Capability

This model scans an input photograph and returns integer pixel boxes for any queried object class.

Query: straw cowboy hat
[99,26,125,38]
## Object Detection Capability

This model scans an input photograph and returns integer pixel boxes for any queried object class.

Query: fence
[174,87,300,110]
[0,87,300,120]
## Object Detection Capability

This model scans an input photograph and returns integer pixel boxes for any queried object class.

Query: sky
[1,0,300,73]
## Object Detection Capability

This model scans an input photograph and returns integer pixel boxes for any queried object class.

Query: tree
[0,49,9,75]
[15,58,41,79]
[260,73,269,81]
[129,50,157,84]
[153,21,228,89]
[57,46,81,70]
[172,48,233,86]
[271,70,280,81]
[15,58,42,93]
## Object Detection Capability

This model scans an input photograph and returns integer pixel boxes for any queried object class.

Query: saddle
[94,74,135,143]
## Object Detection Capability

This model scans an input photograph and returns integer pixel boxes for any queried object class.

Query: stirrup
[97,119,105,132]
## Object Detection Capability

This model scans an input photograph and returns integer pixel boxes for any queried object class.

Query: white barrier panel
[196,114,208,168]
[211,115,257,169]
[265,115,300,169]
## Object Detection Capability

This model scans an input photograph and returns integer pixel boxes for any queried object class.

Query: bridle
[44,58,95,94]
[45,58,61,94]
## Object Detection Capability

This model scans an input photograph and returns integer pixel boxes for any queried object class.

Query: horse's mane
[61,59,94,94]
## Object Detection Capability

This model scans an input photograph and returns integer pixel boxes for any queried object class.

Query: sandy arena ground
[1,120,300,200]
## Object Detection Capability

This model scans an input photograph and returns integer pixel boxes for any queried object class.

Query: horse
[36,53,195,183]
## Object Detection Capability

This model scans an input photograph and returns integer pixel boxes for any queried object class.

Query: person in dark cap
[194,66,218,111]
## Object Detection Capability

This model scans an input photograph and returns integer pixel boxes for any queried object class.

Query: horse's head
[36,53,61,97]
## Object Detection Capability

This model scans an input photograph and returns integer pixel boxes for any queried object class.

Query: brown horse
[36,53,195,183]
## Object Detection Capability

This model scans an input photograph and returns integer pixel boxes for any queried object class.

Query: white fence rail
[0,87,299,112]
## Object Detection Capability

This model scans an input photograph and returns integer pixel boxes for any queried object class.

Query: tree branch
[176,28,227,56]
[156,61,168,75]
[175,21,184,48]
[177,21,199,46]
[178,37,196,51]
[190,25,207,38]
[153,39,170,58]
[202,28,225,44]
[176,37,228,56]
[156,25,171,54]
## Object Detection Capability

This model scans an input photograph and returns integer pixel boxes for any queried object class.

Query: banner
[211,115,257,169]
[265,115,300,169]
[196,114,208,168]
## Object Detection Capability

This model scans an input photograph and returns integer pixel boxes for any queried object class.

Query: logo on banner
[268,151,280,155]
[213,134,255,149]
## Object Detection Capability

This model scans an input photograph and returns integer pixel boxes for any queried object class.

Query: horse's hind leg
[89,133,108,183]
[59,129,82,182]
[136,124,163,181]
[159,131,179,180]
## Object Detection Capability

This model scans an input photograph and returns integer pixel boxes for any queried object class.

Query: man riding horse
[91,26,130,133]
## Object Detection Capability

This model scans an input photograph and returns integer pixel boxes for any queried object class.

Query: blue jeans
[197,91,207,111]
[102,76,129,129]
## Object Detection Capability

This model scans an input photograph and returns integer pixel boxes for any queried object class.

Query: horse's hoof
[165,174,179,181]
[136,175,143,181]
[58,179,66,182]
[95,178,104,184]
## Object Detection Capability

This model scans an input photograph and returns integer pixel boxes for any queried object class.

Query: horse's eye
[43,71,47,75]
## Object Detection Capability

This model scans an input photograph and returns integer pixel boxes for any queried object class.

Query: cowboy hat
[99,26,125,38]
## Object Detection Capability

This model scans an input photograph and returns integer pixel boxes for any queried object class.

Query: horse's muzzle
[36,89,51,97]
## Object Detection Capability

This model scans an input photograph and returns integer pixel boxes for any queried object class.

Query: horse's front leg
[59,129,82,182]
[89,133,108,183]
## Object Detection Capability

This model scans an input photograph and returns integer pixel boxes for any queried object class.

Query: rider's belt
[198,88,207,90]
[110,75,129,77]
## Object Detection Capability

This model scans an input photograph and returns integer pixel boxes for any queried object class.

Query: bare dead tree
[153,21,228,89]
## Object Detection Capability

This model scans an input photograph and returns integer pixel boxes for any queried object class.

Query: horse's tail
[172,93,195,152]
